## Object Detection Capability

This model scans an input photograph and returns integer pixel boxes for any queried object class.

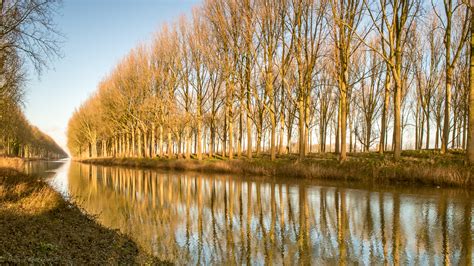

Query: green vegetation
[0,158,161,264]
[79,150,473,189]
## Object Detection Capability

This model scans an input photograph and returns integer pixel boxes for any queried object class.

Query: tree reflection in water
[64,162,473,264]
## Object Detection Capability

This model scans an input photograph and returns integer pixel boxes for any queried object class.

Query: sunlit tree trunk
[223,107,227,158]
[159,125,163,157]
[137,128,142,158]
[238,104,243,158]
[197,95,203,160]
[380,73,390,154]
[304,92,311,156]
[467,6,474,163]
[393,64,402,160]
[131,127,136,157]
[298,96,305,160]
[151,123,156,157]
[279,111,285,155]
[442,67,453,154]
[209,124,215,158]
[340,84,347,161]
[228,88,234,160]
[441,0,469,154]
[245,80,252,158]
[335,102,340,154]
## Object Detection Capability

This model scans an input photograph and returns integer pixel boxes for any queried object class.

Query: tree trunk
[298,97,305,160]
[228,107,233,160]
[256,127,262,156]
[319,122,325,153]
[159,125,163,157]
[125,133,132,157]
[393,42,403,161]
[223,106,227,158]
[121,134,124,157]
[177,132,182,157]
[335,101,341,154]
[349,114,353,153]
[246,78,252,159]
[246,110,252,158]
[131,128,136,157]
[210,124,215,158]
[305,94,311,156]
[238,105,243,158]
[137,128,142,158]
[145,129,149,158]
[151,123,156,157]
[287,118,293,154]
[279,113,285,155]
[380,72,390,154]
[462,107,467,149]
[197,103,203,160]
[270,110,276,160]
[167,131,172,159]
[279,87,285,155]
[393,78,402,160]
[436,118,440,150]
[467,9,474,163]
[366,121,372,152]
[452,112,457,149]
[442,67,453,154]
[91,137,97,158]
[426,109,430,150]
[102,139,107,157]
[415,104,419,150]
[340,85,347,162]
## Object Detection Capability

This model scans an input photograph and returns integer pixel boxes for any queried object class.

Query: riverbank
[79,150,473,189]
[0,158,161,264]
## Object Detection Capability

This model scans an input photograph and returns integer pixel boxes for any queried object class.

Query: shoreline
[0,158,161,264]
[77,150,474,189]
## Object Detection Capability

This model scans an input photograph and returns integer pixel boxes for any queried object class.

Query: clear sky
[24,0,200,154]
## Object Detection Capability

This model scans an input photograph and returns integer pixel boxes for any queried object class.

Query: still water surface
[39,160,473,264]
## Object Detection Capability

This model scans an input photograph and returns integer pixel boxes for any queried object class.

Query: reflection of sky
[23,0,200,154]
[46,159,71,198]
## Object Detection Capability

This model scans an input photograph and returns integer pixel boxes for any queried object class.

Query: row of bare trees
[67,0,474,163]
[0,0,65,159]
[0,102,66,158]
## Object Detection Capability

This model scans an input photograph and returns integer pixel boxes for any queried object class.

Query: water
[41,160,473,264]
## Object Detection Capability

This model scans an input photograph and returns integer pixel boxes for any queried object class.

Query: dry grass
[80,150,474,189]
[0,160,163,264]
[0,157,24,172]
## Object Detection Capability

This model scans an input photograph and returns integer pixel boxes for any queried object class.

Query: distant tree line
[67,0,474,163]
[0,0,66,159]
[0,102,66,158]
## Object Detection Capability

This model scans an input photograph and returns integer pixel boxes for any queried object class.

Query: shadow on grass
[0,169,162,264]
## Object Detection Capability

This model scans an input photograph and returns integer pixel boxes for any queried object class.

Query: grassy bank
[79,150,473,189]
[0,158,161,264]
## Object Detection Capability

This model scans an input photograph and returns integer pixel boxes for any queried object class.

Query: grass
[0,157,163,264]
[79,150,474,189]
[0,157,24,172]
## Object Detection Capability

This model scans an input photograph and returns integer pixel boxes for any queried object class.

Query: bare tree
[433,0,470,154]
[330,0,364,161]
[364,0,421,160]
[1,0,64,159]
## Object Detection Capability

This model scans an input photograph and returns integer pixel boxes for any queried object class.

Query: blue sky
[24,0,200,153]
